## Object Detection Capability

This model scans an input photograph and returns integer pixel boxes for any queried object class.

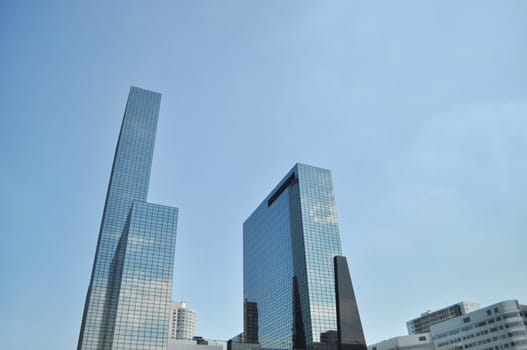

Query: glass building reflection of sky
[243,164,343,350]
[78,87,178,350]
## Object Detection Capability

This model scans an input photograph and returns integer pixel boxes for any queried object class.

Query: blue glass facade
[243,164,343,350]
[78,87,178,350]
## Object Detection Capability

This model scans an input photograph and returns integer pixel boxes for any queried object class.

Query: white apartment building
[370,300,526,350]
[169,301,197,340]
[430,300,527,350]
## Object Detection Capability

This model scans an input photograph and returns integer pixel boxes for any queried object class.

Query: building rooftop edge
[242,163,331,225]
[130,85,162,96]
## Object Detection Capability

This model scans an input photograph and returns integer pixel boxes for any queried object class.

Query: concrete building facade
[169,301,197,340]
[407,303,481,335]
[371,300,527,350]
[430,300,527,350]
[369,334,433,350]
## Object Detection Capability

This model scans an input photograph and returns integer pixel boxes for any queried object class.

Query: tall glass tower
[243,164,365,350]
[78,87,178,350]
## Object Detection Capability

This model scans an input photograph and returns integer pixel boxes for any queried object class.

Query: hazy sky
[1,1,526,349]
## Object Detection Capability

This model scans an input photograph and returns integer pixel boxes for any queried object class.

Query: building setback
[78,86,178,350]
[243,163,366,350]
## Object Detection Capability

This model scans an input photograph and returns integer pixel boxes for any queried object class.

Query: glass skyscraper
[78,86,178,350]
[243,164,365,350]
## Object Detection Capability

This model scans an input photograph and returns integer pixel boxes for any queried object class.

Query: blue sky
[1,1,526,349]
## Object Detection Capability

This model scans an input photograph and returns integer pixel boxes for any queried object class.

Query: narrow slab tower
[334,256,367,350]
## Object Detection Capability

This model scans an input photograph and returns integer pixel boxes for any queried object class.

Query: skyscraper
[78,86,178,350]
[243,164,366,350]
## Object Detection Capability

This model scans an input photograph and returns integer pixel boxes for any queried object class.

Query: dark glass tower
[243,164,366,350]
[78,87,178,350]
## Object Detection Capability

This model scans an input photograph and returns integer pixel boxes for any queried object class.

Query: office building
[170,301,197,340]
[430,300,527,350]
[78,87,179,350]
[243,163,366,350]
[369,334,433,350]
[371,300,526,350]
[408,302,481,335]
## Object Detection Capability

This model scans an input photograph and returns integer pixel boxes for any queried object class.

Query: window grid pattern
[78,87,178,350]
[244,190,295,350]
[296,164,342,346]
[431,302,527,350]
[243,164,343,350]
[112,201,178,350]
[409,305,463,334]
[169,302,197,340]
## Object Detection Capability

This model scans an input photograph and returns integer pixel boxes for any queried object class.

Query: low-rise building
[370,300,527,350]
[407,302,481,335]
[430,300,527,350]
[369,334,433,350]
[168,338,226,350]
